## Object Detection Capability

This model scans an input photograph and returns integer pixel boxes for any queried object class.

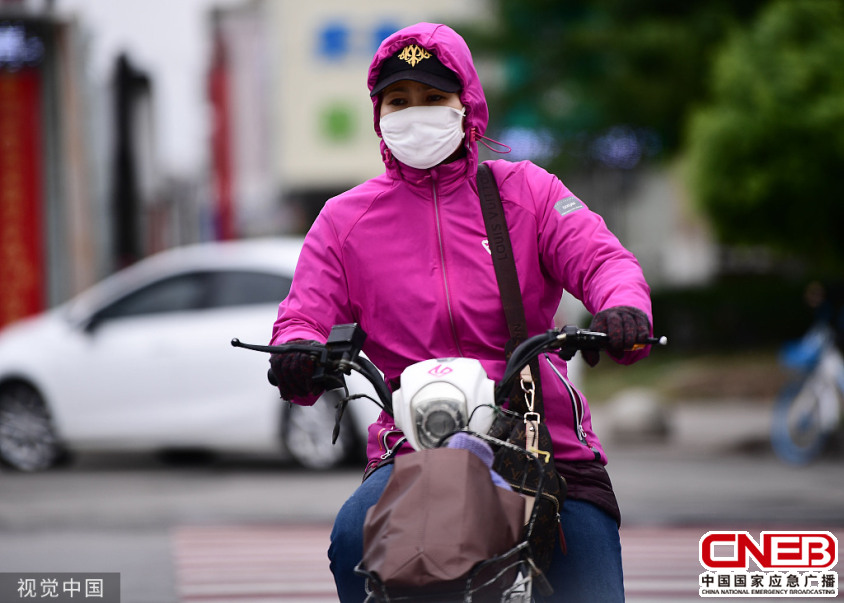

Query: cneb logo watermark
[700,531,838,570]
[698,531,839,598]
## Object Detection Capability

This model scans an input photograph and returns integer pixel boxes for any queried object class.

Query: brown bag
[361,448,525,595]
[487,405,568,575]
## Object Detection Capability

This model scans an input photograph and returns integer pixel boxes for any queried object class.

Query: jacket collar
[385,153,476,196]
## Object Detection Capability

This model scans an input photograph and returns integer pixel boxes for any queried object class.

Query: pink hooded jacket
[272,23,652,472]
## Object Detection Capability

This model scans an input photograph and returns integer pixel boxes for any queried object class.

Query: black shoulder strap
[477,163,527,345]
[476,162,544,415]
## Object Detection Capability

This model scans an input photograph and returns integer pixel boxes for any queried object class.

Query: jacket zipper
[364,428,406,476]
[544,354,588,445]
[377,427,404,455]
[432,180,465,357]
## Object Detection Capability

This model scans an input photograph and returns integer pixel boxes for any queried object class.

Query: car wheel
[282,397,356,470]
[0,382,65,472]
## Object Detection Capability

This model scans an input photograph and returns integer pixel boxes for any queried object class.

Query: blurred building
[207,1,715,290]
[0,8,99,328]
[209,0,486,237]
[0,0,489,328]
[0,0,716,332]
[0,2,179,329]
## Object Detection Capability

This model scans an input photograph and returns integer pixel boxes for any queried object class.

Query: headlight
[412,383,467,449]
[393,358,495,451]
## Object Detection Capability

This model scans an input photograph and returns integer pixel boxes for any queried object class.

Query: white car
[0,237,382,472]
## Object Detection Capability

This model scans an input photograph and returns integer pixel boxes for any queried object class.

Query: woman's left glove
[268,340,324,399]
[582,306,651,366]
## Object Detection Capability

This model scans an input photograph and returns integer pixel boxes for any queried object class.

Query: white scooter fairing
[392,357,496,451]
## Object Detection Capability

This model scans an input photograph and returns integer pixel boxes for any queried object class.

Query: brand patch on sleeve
[553,196,584,217]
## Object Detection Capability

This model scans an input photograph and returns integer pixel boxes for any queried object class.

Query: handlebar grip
[629,336,668,351]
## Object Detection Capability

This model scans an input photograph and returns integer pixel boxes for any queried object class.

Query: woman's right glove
[268,341,324,400]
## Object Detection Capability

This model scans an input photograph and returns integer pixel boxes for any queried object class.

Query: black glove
[582,306,650,367]
[268,340,324,399]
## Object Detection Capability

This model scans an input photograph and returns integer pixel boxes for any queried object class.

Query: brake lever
[231,336,348,389]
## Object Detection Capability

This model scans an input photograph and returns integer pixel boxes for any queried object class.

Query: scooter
[771,320,844,464]
[232,324,666,601]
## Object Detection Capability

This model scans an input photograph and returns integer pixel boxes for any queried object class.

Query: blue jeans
[328,464,625,602]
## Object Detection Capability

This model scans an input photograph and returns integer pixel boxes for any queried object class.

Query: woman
[270,22,653,602]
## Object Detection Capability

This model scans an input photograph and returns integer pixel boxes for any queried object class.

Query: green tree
[464,0,767,171]
[686,0,844,273]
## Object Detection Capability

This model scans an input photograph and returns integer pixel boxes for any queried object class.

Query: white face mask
[379,105,466,169]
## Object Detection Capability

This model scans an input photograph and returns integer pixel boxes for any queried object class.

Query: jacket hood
[368,23,489,174]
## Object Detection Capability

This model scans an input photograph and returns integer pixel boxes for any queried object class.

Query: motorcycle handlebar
[231,334,393,415]
[498,325,667,394]
[231,324,667,415]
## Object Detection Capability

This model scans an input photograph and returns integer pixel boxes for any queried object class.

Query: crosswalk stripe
[172,524,842,602]
[621,527,702,601]
[173,525,335,601]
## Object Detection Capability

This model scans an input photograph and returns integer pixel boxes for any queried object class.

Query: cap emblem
[397,44,431,67]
